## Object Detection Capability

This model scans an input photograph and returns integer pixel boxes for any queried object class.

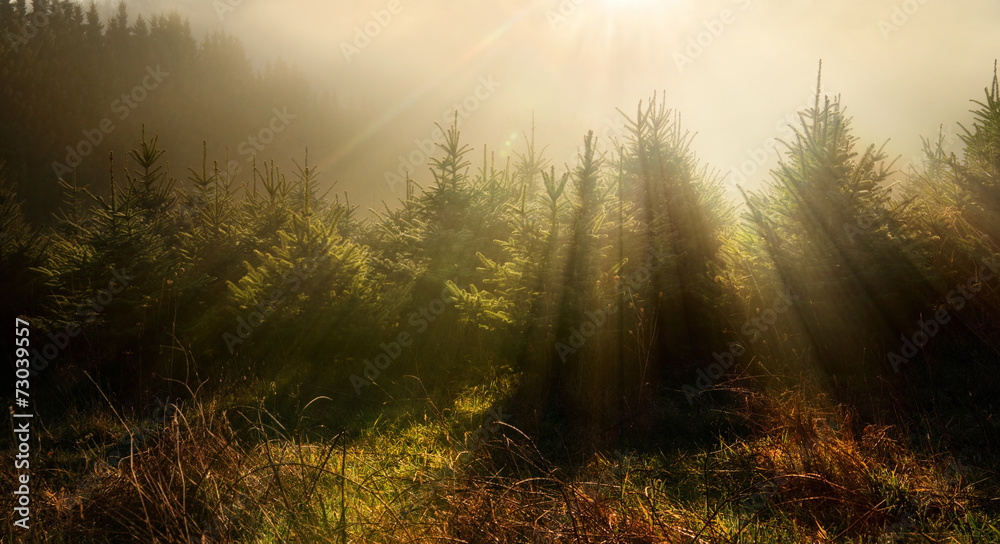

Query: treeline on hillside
[0,0,350,221]
[3,64,1000,442]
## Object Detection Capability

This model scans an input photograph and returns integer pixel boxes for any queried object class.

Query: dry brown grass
[1,382,346,543]
[732,389,970,540]
[1,383,989,543]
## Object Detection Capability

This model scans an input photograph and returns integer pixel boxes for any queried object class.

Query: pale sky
[88,0,1000,207]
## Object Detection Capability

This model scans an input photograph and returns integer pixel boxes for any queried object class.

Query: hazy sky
[89,0,1000,207]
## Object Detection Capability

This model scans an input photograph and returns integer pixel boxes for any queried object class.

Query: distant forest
[0,0,351,222]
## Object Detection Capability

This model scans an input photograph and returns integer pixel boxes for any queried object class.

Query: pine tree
[742,66,933,375]
[953,64,1000,243]
[0,161,45,315]
[619,92,734,385]
[901,65,1000,327]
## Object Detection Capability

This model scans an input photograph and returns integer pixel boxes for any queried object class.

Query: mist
[82,0,1000,208]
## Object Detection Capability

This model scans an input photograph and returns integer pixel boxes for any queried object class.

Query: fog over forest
[83,0,1000,208]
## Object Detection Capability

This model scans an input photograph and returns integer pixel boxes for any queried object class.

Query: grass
[3,355,999,543]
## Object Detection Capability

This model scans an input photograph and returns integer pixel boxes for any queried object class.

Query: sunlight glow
[601,0,659,10]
